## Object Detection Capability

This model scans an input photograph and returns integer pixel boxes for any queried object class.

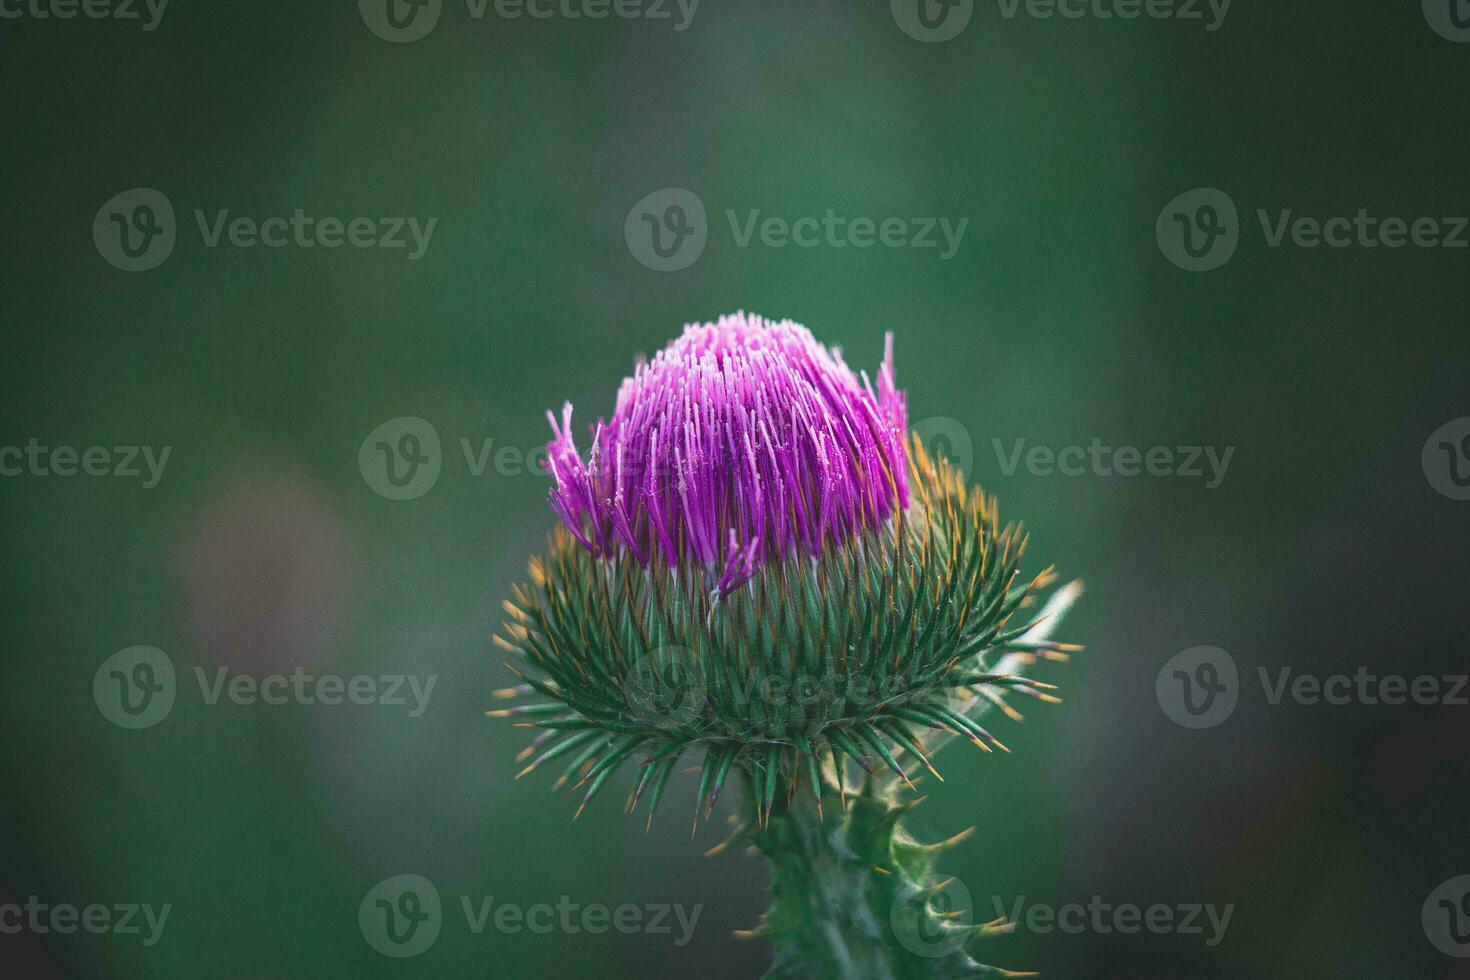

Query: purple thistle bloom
[545,313,909,592]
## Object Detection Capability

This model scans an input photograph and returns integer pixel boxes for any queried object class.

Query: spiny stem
[743,774,1023,979]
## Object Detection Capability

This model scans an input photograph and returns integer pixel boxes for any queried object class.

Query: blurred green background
[3,2,1469,977]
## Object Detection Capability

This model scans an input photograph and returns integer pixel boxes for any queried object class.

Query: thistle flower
[492,313,1082,978]
[542,313,909,593]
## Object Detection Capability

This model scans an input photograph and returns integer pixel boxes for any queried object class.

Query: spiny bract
[493,438,1070,825]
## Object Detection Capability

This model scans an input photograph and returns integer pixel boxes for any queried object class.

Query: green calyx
[491,440,1078,826]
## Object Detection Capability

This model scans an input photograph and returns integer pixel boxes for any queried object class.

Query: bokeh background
[3,2,1469,977]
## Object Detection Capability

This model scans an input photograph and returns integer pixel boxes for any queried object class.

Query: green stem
[754,785,891,979]
[744,774,1023,980]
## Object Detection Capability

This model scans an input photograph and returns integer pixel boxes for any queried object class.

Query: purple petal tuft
[546,313,909,592]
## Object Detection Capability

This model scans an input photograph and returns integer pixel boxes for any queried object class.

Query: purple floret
[545,313,909,592]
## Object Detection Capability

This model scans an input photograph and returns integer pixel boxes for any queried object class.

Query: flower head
[545,313,908,592]
[494,314,1078,831]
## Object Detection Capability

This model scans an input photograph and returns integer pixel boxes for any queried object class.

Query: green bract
[497,438,1067,814]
